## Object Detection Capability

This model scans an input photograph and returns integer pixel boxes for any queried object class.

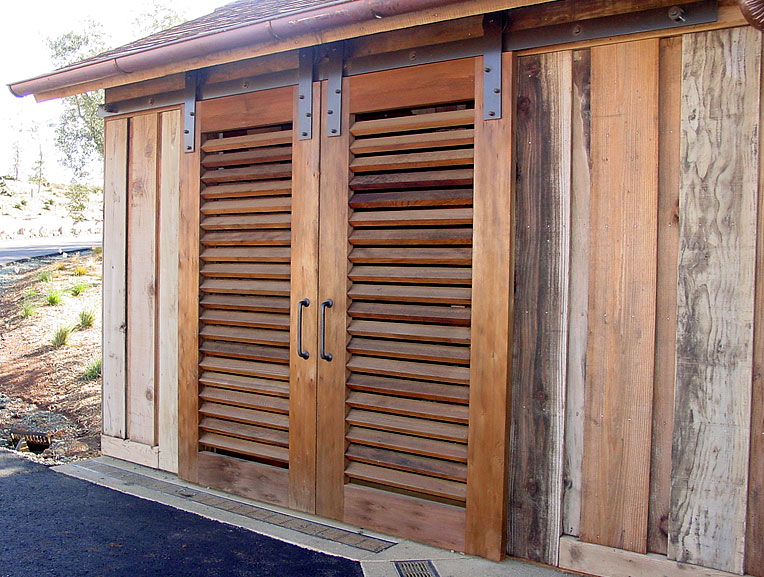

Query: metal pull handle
[320,299,333,361]
[297,298,310,360]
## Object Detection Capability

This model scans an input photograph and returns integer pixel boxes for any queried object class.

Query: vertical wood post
[102,118,129,439]
[466,51,516,561]
[177,106,201,483]
[289,83,322,513]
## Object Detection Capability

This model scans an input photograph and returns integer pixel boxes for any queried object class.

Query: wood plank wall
[511,27,764,575]
[102,110,182,472]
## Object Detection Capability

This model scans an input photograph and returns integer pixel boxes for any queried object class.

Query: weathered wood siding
[102,110,182,472]
[511,26,764,577]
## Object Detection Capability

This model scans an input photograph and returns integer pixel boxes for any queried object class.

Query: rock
[43,439,89,458]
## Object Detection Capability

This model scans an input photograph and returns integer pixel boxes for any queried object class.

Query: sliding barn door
[317,56,515,559]
[194,85,321,511]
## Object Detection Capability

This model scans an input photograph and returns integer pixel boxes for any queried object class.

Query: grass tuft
[37,271,52,283]
[70,283,87,296]
[51,326,72,347]
[73,266,89,276]
[82,358,102,381]
[45,289,64,306]
[21,302,36,318]
[77,309,96,329]
[55,262,66,271]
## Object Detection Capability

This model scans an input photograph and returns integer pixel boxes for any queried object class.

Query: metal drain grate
[394,560,440,577]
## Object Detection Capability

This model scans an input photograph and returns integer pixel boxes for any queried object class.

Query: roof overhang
[8,0,554,102]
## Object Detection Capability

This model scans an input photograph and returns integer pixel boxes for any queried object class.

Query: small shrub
[21,302,36,318]
[20,199,26,206]
[13,203,22,210]
[46,289,63,306]
[78,309,96,329]
[73,266,88,276]
[55,262,66,271]
[37,271,52,283]
[70,283,87,296]
[51,326,71,347]
[83,358,102,381]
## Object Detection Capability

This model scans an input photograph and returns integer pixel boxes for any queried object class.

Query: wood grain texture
[198,86,293,133]
[559,536,757,577]
[344,484,466,552]
[670,27,762,574]
[315,77,351,520]
[349,58,474,114]
[102,118,129,439]
[127,112,159,447]
[747,38,764,577]
[465,52,516,561]
[647,36,681,556]
[288,81,320,514]
[562,48,591,538]
[580,39,660,554]
[508,51,571,565]
[101,435,160,468]
[158,110,181,473]
[197,451,289,507]
[177,108,201,483]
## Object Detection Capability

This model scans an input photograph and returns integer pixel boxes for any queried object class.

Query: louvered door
[194,86,320,511]
[317,57,514,558]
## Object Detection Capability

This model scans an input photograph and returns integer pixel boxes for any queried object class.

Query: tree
[30,146,45,199]
[46,24,108,180]
[11,141,20,181]
[133,2,186,37]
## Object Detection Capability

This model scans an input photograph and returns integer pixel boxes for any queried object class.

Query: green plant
[55,262,66,271]
[21,302,36,318]
[82,357,102,381]
[73,265,88,276]
[70,283,87,296]
[78,309,96,329]
[46,289,63,306]
[25,288,38,299]
[37,271,52,283]
[51,326,71,347]
[20,199,26,206]
[13,203,22,210]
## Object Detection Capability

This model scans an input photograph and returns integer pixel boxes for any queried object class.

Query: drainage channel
[394,560,441,577]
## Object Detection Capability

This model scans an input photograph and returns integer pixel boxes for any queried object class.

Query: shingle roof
[73,0,349,70]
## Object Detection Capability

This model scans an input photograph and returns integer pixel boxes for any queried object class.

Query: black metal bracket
[482,14,504,121]
[183,71,198,153]
[297,47,315,140]
[326,43,344,137]
[504,0,717,52]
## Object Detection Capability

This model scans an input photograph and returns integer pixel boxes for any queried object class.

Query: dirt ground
[0,252,102,463]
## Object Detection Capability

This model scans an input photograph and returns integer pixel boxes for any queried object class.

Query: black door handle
[320,299,333,361]
[297,298,310,360]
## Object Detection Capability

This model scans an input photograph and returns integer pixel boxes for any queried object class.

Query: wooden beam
[177,106,201,483]
[670,27,762,575]
[288,81,321,514]
[102,118,129,439]
[315,77,351,520]
[560,536,759,577]
[580,39,660,554]
[465,52,516,561]
[647,35,681,556]
[157,109,181,474]
[746,37,764,577]
[198,86,294,133]
[561,47,591,539]
[509,50,571,565]
[127,112,159,447]
[101,435,160,469]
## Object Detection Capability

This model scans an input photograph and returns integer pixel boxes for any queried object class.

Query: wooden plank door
[193,85,321,512]
[316,56,515,559]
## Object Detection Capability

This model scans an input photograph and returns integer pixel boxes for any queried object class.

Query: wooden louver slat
[344,105,475,506]
[198,122,294,469]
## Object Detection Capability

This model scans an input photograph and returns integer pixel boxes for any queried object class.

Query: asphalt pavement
[0,450,363,577]
[0,236,102,266]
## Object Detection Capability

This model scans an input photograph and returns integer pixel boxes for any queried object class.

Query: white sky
[0,0,224,185]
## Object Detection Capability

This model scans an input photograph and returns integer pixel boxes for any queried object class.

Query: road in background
[0,235,102,266]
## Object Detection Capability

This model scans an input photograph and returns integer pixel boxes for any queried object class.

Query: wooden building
[10,0,764,575]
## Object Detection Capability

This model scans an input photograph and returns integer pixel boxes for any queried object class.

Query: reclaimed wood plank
[201,130,293,153]
[509,50,571,565]
[580,39,659,554]
[647,36,681,556]
[157,110,181,474]
[562,48,591,539]
[350,108,474,136]
[102,118,128,439]
[127,112,159,447]
[197,452,289,507]
[198,85,293,133]
[669,28,762,575]
[465,52,516,561]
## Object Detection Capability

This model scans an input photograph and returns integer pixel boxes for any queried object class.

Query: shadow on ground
[0,451,363,577]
